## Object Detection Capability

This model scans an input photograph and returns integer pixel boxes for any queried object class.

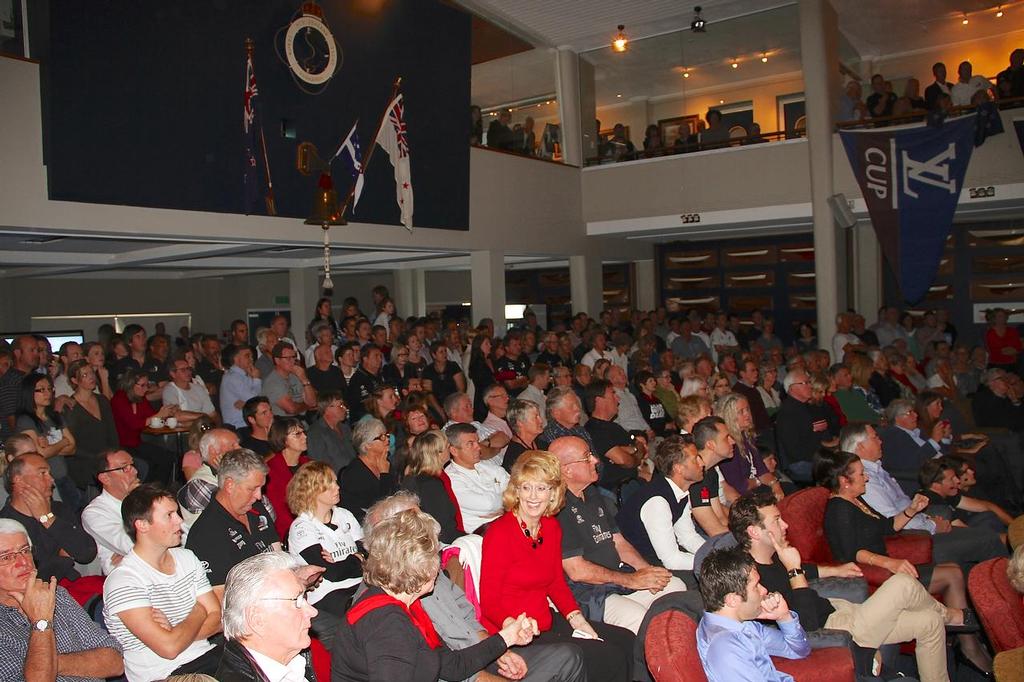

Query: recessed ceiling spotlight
[612,25,628,52]
[616,93,622,98]
[996,6,1004,17]
[731,59,739,69]
[719,99,724,104]
[761,52,768,63]
[682,68,690,78]
[962,13,969,24]
[691,6,706,32]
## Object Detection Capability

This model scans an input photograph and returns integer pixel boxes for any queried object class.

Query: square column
[395,268,427,318]
[288,267,319,352]
[471,250,506,331]
[634,259,656,311]
[570,252,603,318]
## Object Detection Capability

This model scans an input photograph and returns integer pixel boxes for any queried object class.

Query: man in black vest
[615,435,706,581]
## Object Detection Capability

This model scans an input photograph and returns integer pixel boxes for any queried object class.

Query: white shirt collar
[248,648,309,682]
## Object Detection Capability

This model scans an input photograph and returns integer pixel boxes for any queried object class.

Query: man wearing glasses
[550,436,684,634]
[775,369,839,483]
[161,358,217,427]
[0,518,124,682]
[103,483,223,680]
[81,449,140,574]
[265,342,317,418]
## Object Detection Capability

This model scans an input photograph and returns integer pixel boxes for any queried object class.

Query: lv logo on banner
[839,116,977,304]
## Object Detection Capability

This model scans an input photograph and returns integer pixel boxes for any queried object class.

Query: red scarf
[347,593,442,649]
[439,470,466,532]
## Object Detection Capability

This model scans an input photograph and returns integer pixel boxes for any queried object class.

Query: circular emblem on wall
[282,2,341,91]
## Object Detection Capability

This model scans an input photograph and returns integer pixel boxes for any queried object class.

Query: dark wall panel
[45,1,470,230]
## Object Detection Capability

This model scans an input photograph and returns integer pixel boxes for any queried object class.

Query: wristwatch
[33,619,51,632]
[38,512,54,524]
[787,567,805,579]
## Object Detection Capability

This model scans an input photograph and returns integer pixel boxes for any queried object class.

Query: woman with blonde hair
[401,430,464,543]
[714,392,783,503]
[286,460,364,616]
[332,508,539,681]
[480,451,635,682]
[708,372,732,400]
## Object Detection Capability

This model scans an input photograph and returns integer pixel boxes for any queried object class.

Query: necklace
[516,513,543,549]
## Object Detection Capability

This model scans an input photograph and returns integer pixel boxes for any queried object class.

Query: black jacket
[215,639,316,682]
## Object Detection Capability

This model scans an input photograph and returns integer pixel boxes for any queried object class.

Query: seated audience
[445,392,509,461]
[176,428,242,528]
[608,366,649,436]
[696,546,810,681]
[480,451,635,682]
[218,344,262,429]
[516,364,549,422]
[0,453,96,583]
[830,361,881,424]
[185,449,281,598]
[634,369,673,437]
[503,398,544,474]
[972,367,1024,431]
[730,489,965,681]
[338,417,398,524]
[110,369,176,484]
[217,551,318,681]
[265,417,311,540]
[616,435,706,574]
[731,360,771,435]
[81,449,140,574]
[877,399,949,474]
[162,357,217,426]
[237,396,273,458]
[345,345,385,422]
[0,518,124,682]
[16,374,80,508]
[817,449,992,673]
[689,416,736,537]
[583,379,644,498]
[918,457,1014,534]
[265,342,317,419]
[443,422,508,533]
[551,435,685,634]
[775,370,837,482]
[716,393,783,501]
[306,390,357,474]
[63,359,123,486]
[286,461,364,618]
[104,484,222,680]
[537,387,592,449]
[401,430,464,544]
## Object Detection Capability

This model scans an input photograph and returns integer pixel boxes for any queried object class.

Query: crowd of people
[0,285,1022,681]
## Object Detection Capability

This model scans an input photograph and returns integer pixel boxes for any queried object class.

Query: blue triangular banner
[840,116,977,304]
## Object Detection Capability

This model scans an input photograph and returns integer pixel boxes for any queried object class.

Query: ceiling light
[962,13,969,24]
[731,59,739,69]
[612,25,628,52]
[996,6,1004,17]
[719,99,724,104]
[691,6,706,32]
[616,93,622,98]
[682,68,690,78]
[761,52,768,63]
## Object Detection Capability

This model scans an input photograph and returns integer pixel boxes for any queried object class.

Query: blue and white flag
[839,115,977,304]
[333,121,364,210]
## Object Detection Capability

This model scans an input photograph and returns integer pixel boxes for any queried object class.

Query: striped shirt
[103,547,214,682]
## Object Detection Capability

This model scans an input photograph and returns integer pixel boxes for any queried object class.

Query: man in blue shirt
[696,547,810,682]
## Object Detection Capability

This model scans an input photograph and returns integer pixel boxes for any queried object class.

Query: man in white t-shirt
[580,332,614,369]
[103,484,222,682]
[444,423,510,533]
[81,449,139,574]
[709,313,738,363]
[951,60,992,106]
[161,357,217,426]
[831,313,863,364]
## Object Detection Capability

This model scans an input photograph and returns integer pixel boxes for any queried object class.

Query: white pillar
[853,224,882,318]
[288,267,319,352]
[471,250,506,331]
[570,252,604,318]
[395,268,427,318]
[556,48,583,167]
[799,0,841,349]
[634,259,657,311]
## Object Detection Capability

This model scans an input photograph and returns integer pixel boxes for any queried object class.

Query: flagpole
[245,38,277,216]
[339,76,402,219]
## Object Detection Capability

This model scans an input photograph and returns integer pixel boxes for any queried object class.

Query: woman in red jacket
[265,416,311,541]
[479,450,635,682]
[109,368,176,484]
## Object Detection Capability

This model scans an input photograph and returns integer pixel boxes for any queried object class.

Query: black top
[421,361,462,406]
[584,417,637,489]
[469,358,497,421]
[823,496,893,563]
[687,467,720,510]
[731,382,771,434]
[635,392,670,437]
[0,501,96,582]
[866,91,897,118]
[338,457,398,523]
[919,488,966,523]
[501,440,529,473]
[195,359,223,393]
[869,372,903,408]
[534,351,564,368]
[924,81,953,109]
[330,585,507,682]
[308,365,346,396]
[775,397,832,465]
[345,369,382,422]
[754,555,831,631]
[971,386,1024,432]
[237,428,272,458]
[140,356,169,384]
[401,474,461,544]
[495,355,531,397]
[216,639,315,682]
[558,488,621,571]
[110,356,143,385]
[184,497,280,586]
[382,362,422,390]
[63,396,119,458]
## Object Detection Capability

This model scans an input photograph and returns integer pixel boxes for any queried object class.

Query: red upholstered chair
[643,608,855,682]
[777,486,933,589]
[968,557,1024,653]
[309,637,331,682]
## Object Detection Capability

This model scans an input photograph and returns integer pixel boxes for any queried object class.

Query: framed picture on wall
[658,115,700,147]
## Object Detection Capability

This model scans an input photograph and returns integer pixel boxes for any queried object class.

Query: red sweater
[110,390,156,448]
[265,452,311,541]
[480,511,578,634]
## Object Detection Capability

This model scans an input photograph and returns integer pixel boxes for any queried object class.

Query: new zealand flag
[840,115,977,304]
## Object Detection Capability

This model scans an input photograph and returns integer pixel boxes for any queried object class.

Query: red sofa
[967,557,1024,654]
[644,608,855,682]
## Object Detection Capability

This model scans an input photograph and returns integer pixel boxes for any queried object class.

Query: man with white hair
[254,327,279,379]
[216,551,318,681]
[444,392,508,461]
[536,387,593,450]
[176,428,242,528]
[358,492,586,682]
[444,423,509,533]
[0,518,123,682]
[81,449,140,574]
[775,369,837,482]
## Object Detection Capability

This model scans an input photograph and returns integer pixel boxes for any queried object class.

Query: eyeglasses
[34,386,53,393]
[0,545,32,566]
[518,483,552,495]
[99,461,135,474]
[259,592,308,610]
[375,432,391,442]
[561,452,594,467]
[288,430,307,437]
[788,381,809,387]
